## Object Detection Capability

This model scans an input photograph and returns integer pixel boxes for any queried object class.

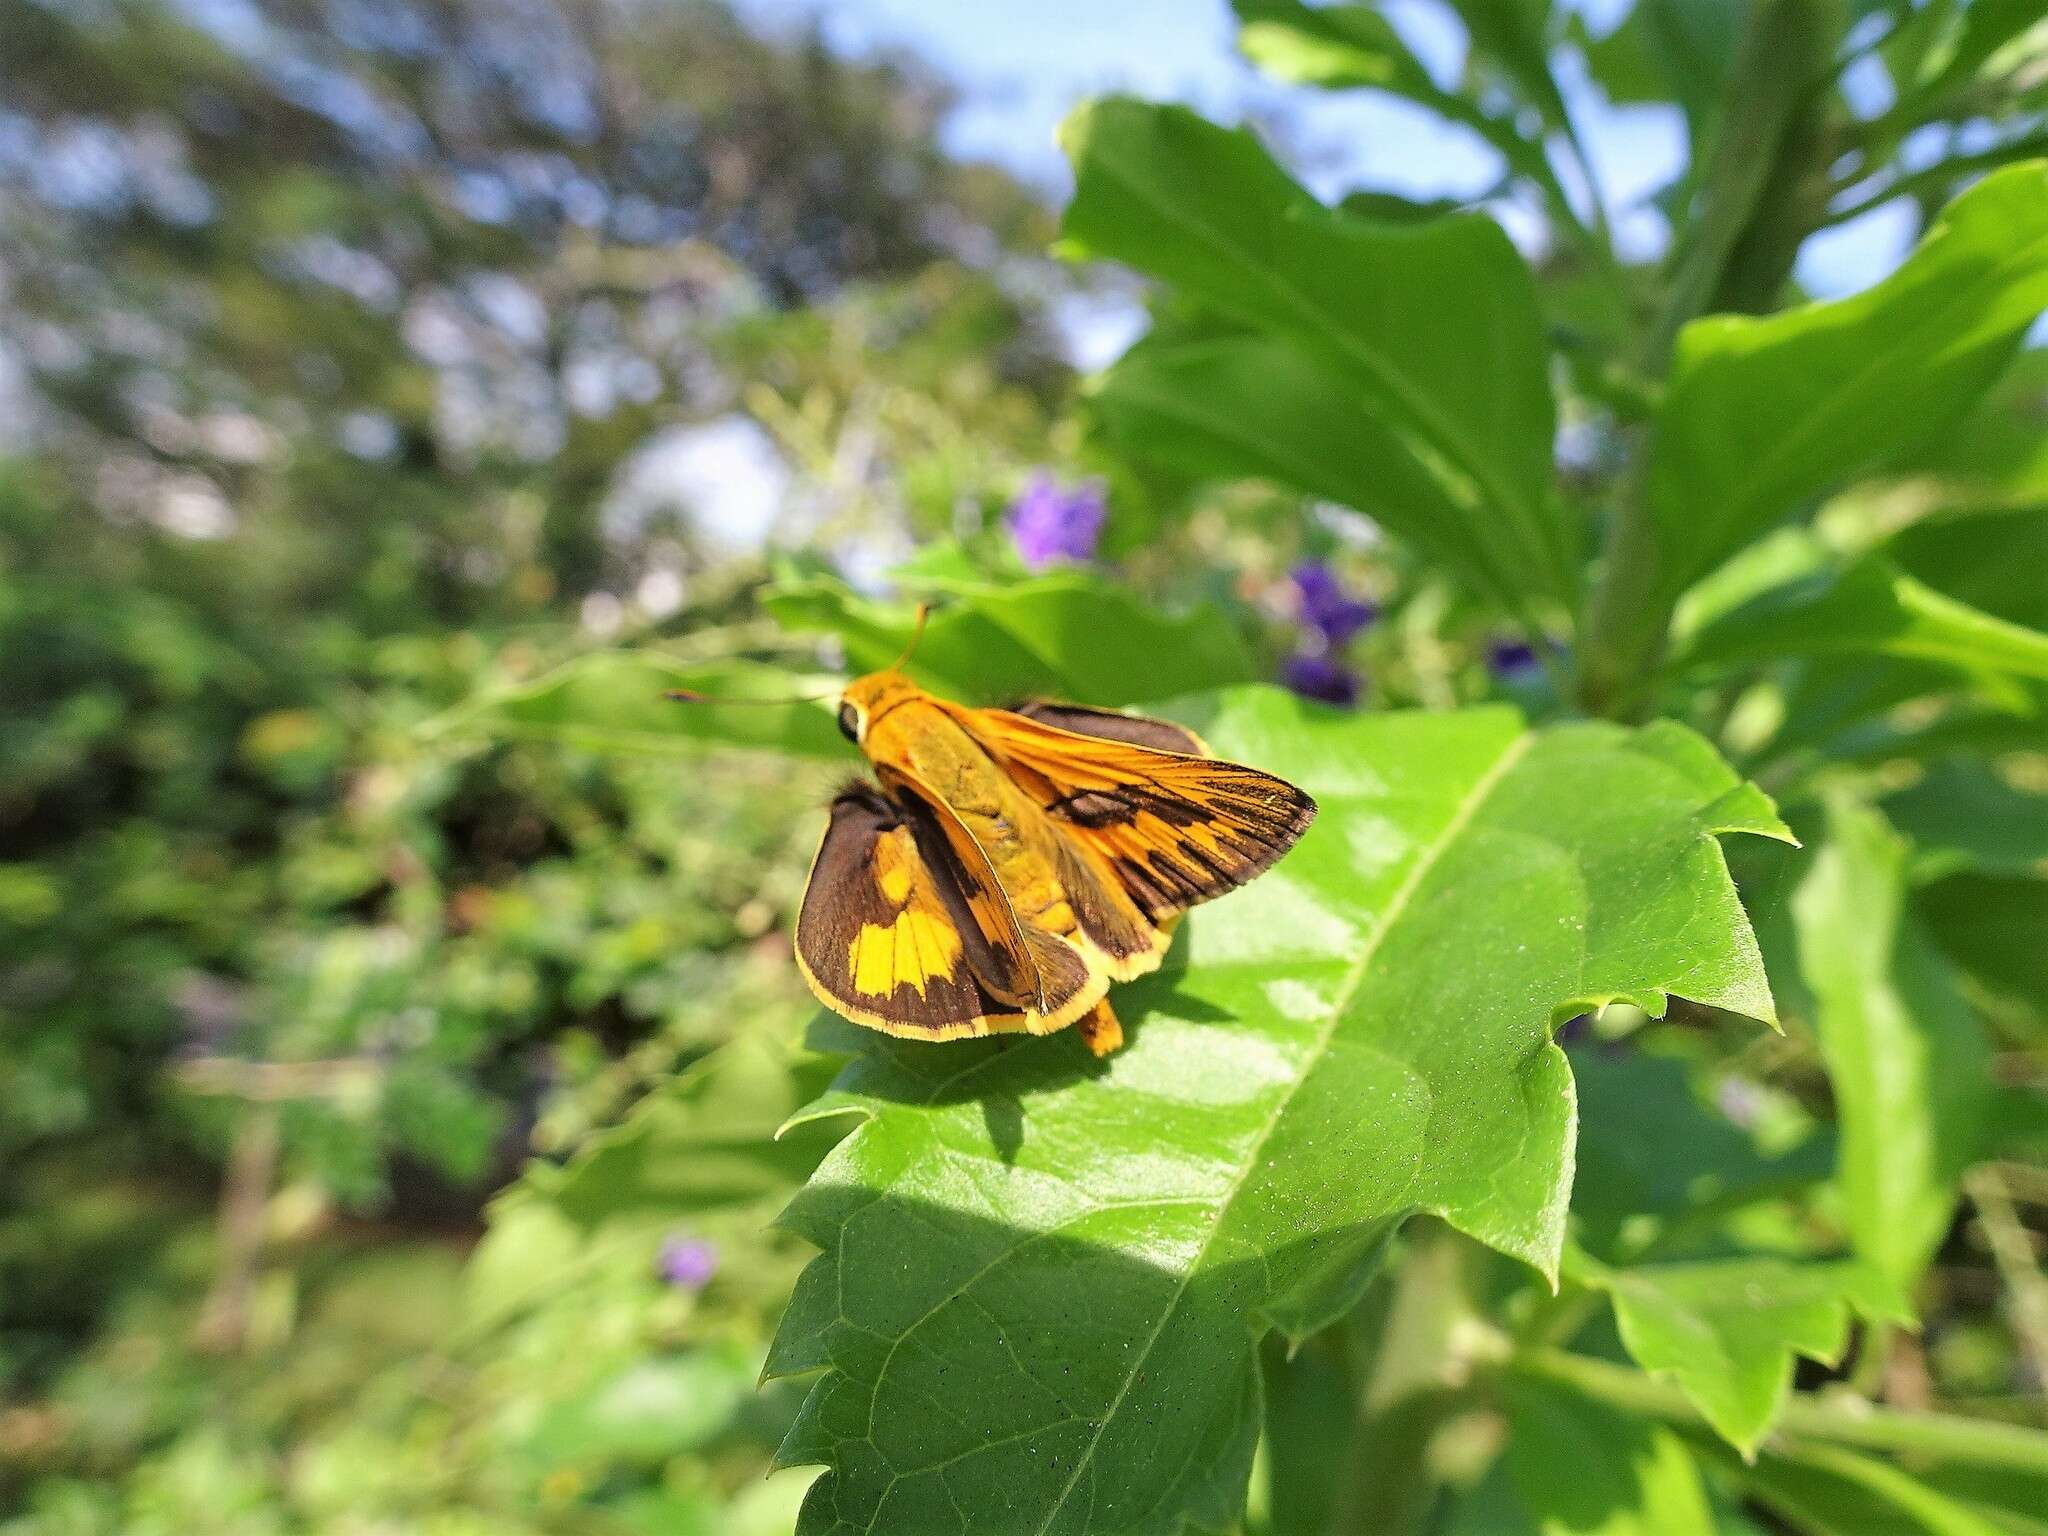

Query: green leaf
[1882,758,2048,881]
[1756,658,2048,774]
[765,689,1787,1535]
[1889,350,2048,503]
[1792,798,1994,1291]
[1917,873,2048,1025]
[522,1035,845,1232]
[1059,99,1572,612]
[1256,1334,1354,1536]
[1916,1463,2048,1536]
[1718,1441,2012,1536]
[1646,162,2048,611]
[1445,0,1573,133]
[1232,1,1557,204]
[527,1347,757,1466]
[1577,0,1740,142]
[1673,552,2048,682]
[1887,504,2048,631]
[434,651,853,760]
[1089,331,1522,601]
[1568,1246,1910,1456]
[1569,1047,1829,1259]
[1502,1373,1717,1535]
[465,1037,844,1329]
[1905,0,2048,109]
[762,571,1256,707]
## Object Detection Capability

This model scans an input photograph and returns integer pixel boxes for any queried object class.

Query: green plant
[479,2,2048,1531]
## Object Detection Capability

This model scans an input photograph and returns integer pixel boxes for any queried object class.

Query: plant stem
[194,1104,281,1355]
[1514,1348,2048,1473]
[1965,1166,2048,1389]
[1645,0,1844,371]
[1576,0,1844,720]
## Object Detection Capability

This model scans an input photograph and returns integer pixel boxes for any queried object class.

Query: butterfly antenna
[664,679,841,706]
[887,602,932,672]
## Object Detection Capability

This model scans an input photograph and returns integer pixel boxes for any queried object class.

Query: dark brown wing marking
[794,783,1021,1038]
[1009,700,1209,756]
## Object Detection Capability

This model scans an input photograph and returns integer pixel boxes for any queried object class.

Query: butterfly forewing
[953,701,1318,922]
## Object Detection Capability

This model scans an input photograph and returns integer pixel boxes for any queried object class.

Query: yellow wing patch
[844,826,965,997]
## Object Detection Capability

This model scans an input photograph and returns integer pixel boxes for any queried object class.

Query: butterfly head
[836,670,923,746]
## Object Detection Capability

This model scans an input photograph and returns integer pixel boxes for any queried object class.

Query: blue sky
[733,0,1920,301]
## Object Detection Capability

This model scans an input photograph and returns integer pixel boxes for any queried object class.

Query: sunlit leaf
[1089,330,1515,600]
[1792,798,1994,1291]
[763,571,1257,707]
[1673,552,2048,682]
[1648,163,2048,613]
[1059,98,1573,612]
[765,688,1787,1535]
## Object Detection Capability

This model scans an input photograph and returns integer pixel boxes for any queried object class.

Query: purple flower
[656,1235,718,1290]
[1291,563,1378,645]
[1280,651,1360,707]
[1006,474,1107,571]
[1486,637,1541,678]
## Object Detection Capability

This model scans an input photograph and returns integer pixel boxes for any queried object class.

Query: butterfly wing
[876,764,1096,1019]
[1008,701,1209,756]
[794,780,1099,1042]
[956,700,1317,923]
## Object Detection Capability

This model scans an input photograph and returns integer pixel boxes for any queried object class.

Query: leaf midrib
[1026,728,1535,1535]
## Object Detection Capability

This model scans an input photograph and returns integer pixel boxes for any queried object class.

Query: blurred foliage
[0,0,1070,1527]
[2,0,2047,1532]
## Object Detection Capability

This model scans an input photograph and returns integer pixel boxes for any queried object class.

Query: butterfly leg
[1076,998,1123,1058]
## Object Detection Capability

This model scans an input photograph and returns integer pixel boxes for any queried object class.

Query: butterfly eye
[837,703,861,743]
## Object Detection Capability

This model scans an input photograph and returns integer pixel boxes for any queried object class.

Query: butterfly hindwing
[793,780,1098,1042]
[877,764,1096,1018]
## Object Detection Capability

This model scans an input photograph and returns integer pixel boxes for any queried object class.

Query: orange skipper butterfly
[681,613,1317,1056]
